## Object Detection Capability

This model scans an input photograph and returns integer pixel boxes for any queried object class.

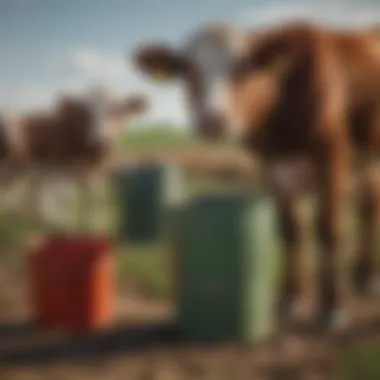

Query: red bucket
[27,233,115,333]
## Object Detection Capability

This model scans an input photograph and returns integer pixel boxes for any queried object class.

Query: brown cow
[134,20,380,329]
[0,86,148,227]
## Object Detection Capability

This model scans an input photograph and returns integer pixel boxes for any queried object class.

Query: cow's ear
[109,96,149,119]
[133,43,191,83]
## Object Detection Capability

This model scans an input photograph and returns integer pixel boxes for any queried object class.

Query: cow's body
[135,20,380,329]
[21,107,108,170]
[224,24,380,199]
[0,89,148,227]
[232,25,380,157]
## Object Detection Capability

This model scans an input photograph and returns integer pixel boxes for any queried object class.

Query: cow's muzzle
[194,111,227,140]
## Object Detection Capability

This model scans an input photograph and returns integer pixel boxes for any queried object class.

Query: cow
[0,86,148,228]
[134,20,380,329]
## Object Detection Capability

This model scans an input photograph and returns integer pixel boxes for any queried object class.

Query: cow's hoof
[354,276,380,298]
[365,277,380,297]
[277,298,292,317]
[316,309,351,332]
[289,299,309,321]
[278,298,308,321]
[353,268,380,298]
[353,264,368,295]
[352,261,380,297]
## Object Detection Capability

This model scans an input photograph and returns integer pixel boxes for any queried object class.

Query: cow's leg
[56,176,75,227]
[79,174,94,231]
[314,146,351,329]
[353,106,380,295]
[88,174,107,231]
[276,193,305,319]
[38,175,62,225]
[39,177,56,224]
[40,175,74,228]
[23,168,44,221]
[354,162,380,296]
[77,172,105,232]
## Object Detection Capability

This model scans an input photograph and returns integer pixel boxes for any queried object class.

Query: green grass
[116,242,171,300]
[120,126,198,152]
[120,124,241,152]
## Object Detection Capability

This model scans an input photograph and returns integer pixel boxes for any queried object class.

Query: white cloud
[0,78,97,112]
[9,1,380,127]
[238,1,380,28]
[0,83,53,111]
[67,48,188,127]
[0,48,188,128]
[68,49,127,82]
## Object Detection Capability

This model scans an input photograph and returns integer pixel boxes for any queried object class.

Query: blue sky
[1,0,380,127]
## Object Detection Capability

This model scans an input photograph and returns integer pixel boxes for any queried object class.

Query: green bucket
[176,190,280,344]
[114,164,187,243]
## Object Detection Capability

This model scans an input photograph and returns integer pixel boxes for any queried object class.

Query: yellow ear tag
[149,70,173,83]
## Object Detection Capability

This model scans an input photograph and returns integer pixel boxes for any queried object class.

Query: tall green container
[176,191,280,344]
[115,164,186,243]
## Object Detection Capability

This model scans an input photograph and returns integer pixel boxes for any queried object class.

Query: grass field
[0,125,379,379]
[120,126,201,152]
[119,124,239,152]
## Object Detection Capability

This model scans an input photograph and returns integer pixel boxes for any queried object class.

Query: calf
[0,87,148,227]
[134,20,380,329]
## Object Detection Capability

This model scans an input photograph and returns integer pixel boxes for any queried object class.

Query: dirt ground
[3,254,380,380]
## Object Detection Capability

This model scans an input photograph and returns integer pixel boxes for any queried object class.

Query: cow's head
[134,22,249,140]
[56,86,148,143]
[134,21,305,142]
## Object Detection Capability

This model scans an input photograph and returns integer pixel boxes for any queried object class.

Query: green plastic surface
[115,164,186,243]
[177,191,280,344]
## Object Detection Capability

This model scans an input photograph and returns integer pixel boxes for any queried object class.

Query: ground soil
[2,252,380,380]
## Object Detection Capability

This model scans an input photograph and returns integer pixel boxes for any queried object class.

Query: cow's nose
[197,112,226,140]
